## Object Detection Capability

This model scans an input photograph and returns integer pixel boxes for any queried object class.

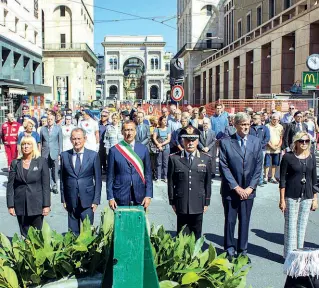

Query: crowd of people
[0,102,318,261]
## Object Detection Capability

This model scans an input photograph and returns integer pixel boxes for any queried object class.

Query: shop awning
[25,84,51,94]
[8,88,27,95]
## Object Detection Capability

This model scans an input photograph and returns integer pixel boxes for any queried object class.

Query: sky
[93,0,177,55]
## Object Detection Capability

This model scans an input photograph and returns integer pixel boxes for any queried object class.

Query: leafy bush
[152,226,251,288]
[0,208,113,288]
[0,210,250,288]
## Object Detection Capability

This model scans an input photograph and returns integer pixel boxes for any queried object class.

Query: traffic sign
[302,71,319,90]
[171,85,184,101]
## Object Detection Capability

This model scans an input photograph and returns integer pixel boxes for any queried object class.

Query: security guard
[167,125,212,239]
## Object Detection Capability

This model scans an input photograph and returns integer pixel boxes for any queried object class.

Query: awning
[25,84,51,94]
[8,88,27,95]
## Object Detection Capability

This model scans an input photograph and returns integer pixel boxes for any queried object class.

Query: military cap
[180,125,200,140]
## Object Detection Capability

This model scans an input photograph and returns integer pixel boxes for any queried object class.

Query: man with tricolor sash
[107,121,153,209]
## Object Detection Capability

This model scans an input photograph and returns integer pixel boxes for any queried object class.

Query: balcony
[43,43,98,63]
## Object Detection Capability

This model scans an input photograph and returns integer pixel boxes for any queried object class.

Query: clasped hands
[235,186,253,200]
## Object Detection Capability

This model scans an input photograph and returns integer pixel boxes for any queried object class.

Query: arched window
[150,85,159,99]
[109,56,118,70]
[109,85,118,97]
[150,56,159,70]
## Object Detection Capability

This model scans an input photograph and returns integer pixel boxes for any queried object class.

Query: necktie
[298,123,302,131]
[204,131,207,140]
[74,153,81,175]
[240,138,246,154]
[189,154,193,166]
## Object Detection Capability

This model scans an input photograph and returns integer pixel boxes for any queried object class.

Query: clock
[306,54,319,71]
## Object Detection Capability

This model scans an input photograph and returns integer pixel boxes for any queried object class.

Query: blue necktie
[240,139,246,154]
[75,153,81,175]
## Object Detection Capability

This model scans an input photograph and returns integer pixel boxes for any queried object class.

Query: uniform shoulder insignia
[201,152,213,158]
[169,151,180,156]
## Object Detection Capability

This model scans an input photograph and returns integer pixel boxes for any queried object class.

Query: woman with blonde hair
[6,135,51,238]
[17,118,40,153]
[279,131,318,258]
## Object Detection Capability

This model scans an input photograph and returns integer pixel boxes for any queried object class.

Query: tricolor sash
[115,141,145,184]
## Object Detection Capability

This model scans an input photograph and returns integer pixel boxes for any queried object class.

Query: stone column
[271,37,283,94]
[239,53,246,99]
[228,60,234,99]
[212,66,216,101]
[253,48,261,96]
[144,77,149,101]
[219,64,224,99]
[160,79,164,101]
[295,24,310,82]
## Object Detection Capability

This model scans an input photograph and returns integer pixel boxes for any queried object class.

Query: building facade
[42,0,98,107]
[176,0,224,104]
[96,55,104,100]
[0,0,50,115]
[102,35,172,102]
[197,0,319,103]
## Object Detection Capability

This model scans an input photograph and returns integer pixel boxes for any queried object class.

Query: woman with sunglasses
[279,131,318,259]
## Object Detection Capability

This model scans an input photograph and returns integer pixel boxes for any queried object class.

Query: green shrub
[0,208,113,288]
[0,209,251,288]
[152,226,251,288]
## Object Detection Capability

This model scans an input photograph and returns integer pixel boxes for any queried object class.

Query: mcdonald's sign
[302,71,319,90]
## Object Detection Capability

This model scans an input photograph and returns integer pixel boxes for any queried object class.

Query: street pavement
[0,149,318,288]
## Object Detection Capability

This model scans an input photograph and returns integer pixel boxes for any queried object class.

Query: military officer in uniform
[167,125,212,239]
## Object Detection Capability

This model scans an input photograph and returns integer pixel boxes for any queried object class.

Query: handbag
[149,137,164,154]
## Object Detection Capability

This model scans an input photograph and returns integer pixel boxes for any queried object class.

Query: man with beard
[168,125,212,240]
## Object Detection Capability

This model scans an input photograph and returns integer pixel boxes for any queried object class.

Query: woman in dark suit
[279,131,318,259]
[7,135,51,238]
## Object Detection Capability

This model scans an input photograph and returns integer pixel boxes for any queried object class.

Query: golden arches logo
[304,73,316,83]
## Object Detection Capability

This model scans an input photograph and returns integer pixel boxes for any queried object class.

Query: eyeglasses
[297,139,310,144]
[101,115,108,117]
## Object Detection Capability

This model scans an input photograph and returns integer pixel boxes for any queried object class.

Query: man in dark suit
[168,125,212,240]
[219,112,263,260]
[107,120,153,209]
[60,128,102,235]
[283,111,308,151]
[135,111,150,146]
[198,118,217,177]
[40,113,62,194]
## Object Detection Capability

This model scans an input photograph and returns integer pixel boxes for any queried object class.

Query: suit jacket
[60,148,102,210]
[219,134,263,200]
[40,125,63,160]
[135,124,150,146]
[107,142,153,205]
[167,150,212,214]
[198,130,216,151]
[7,157,51,216]
[283,121,308,149]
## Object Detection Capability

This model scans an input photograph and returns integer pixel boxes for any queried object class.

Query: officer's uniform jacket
[167,150,212,214]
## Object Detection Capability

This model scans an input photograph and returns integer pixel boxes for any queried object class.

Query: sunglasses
[101,115,108,117]
[297,139,310,144]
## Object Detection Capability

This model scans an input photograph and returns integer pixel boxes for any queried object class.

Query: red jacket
[1,121,20,145]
